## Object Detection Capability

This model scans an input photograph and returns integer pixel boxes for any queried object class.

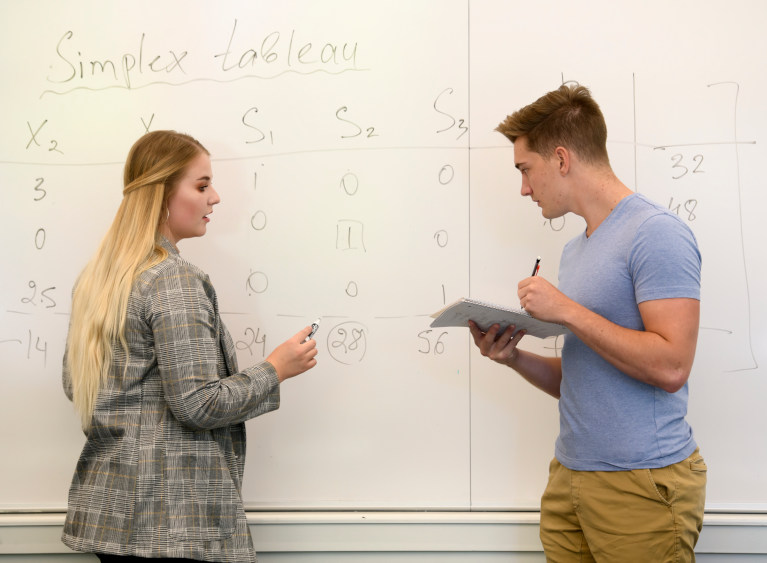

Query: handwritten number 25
[21,281,57,308]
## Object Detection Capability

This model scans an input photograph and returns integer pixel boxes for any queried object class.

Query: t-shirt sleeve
[629,213,702,303]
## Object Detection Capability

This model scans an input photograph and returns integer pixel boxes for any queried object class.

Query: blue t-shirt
[555,193,701,471]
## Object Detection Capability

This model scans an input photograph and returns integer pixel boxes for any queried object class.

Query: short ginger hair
[496,83,610,166]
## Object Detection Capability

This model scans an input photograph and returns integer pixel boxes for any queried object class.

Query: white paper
[430,298,570,339]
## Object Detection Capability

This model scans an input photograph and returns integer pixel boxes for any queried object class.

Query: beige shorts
[540,448,707,562]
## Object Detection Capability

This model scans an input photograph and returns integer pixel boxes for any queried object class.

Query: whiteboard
[0,0,764,513]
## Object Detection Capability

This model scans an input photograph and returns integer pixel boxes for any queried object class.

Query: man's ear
[554,146,570,175]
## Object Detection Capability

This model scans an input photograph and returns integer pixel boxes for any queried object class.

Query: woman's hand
[266,326,319,382]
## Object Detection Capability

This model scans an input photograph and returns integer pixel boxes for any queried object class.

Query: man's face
[513,136,566,220]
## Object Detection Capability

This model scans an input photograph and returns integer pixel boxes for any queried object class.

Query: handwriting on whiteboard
[43,19,362,97]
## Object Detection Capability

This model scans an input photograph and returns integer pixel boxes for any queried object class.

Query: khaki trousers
[540,449,707,562]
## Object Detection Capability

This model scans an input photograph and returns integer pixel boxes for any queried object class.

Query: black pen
[532,256,541,277]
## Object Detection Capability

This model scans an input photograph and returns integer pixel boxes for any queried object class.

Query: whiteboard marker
[305,319,321,342]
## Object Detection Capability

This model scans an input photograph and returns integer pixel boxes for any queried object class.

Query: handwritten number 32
[671,154,704,179]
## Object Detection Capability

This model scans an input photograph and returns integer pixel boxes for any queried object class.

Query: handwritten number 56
[418,330,447,355]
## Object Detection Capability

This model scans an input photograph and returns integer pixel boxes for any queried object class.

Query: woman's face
[162,152,220,245]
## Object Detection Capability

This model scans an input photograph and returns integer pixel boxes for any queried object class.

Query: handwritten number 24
[236,327,266,357]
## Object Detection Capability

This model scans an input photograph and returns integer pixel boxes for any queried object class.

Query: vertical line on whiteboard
[708,81,757,371]
[633,73,638,192]
[466,0,473,510]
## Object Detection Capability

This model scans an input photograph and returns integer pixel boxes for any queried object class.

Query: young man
[469,84,707,561]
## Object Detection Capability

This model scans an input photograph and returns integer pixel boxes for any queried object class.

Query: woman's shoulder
[133,252,217,320]
[137,242,211,291]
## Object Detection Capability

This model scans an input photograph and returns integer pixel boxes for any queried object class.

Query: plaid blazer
[62,238,279,562]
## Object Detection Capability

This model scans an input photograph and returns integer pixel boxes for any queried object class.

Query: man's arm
[520,276,699,393]
[469,321,563,398]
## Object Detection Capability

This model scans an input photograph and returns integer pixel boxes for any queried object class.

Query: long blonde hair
[67,130,209,430]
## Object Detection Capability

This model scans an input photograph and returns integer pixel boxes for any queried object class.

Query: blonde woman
[62,130,318,562]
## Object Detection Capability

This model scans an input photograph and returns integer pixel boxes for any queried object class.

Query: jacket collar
[158,235,179,256]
